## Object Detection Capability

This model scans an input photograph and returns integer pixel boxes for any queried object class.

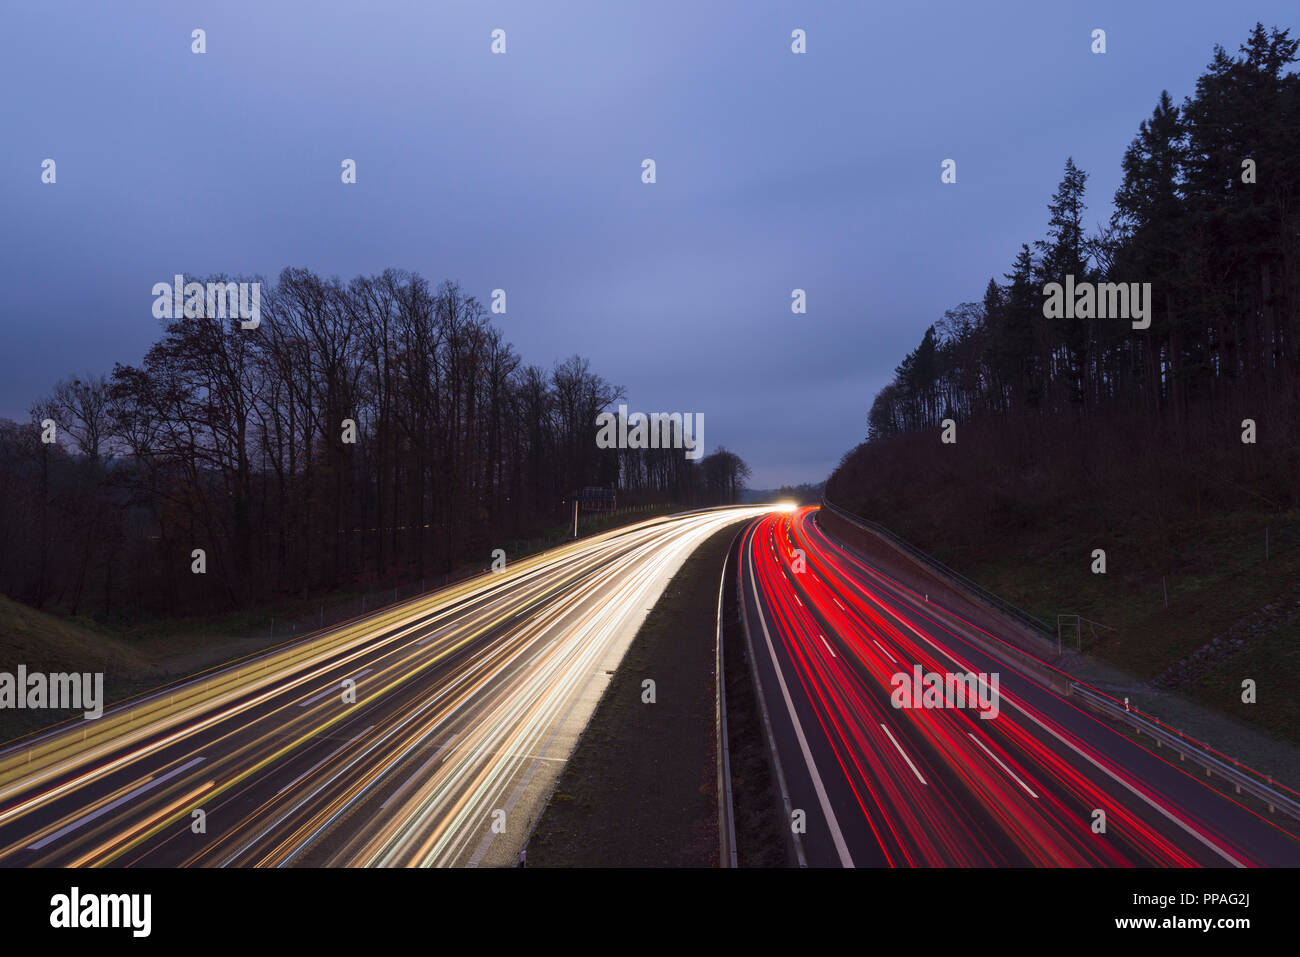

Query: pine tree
[1111,90,1187,417]
[1036,159,1091,408]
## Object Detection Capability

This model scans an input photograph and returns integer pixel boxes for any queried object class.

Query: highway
[739,506,1300,867]
[0,506,768,868]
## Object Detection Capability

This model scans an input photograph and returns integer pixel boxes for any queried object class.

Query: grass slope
[525,522,745,866]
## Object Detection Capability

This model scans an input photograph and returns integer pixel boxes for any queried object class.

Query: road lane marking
[881,581,1245,862]
[1009,695,1245,867]
[416,627,454,647]
[968,732,1038,798]
[809,520,1248,868]
[277,726,374,796]
[819,634,837,659]
[27,756,207,851]
[747,542,855,867]
[879,724,926,785]
[872,639,899,664]
[380,734,459,810]
[298,669,373,707]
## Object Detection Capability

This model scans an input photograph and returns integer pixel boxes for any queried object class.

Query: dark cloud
[1,1,1284,487]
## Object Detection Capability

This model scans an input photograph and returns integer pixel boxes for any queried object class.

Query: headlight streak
[0,507,774,868]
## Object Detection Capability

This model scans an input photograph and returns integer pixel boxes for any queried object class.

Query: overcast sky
[2,2,1294,487]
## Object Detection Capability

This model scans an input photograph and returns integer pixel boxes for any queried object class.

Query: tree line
[866,24,1299,447]
[0,269,750,618]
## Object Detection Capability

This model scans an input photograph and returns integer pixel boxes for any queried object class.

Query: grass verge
[525,521,745,866]
[0,504,683,746]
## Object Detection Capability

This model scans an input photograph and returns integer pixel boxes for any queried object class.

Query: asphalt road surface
[0,506,769,867]
[739,506,1300,867]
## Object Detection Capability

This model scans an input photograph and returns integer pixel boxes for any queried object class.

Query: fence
[819,497,1055,640]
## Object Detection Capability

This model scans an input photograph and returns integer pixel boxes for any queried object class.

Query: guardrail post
[1070,676,1299,820]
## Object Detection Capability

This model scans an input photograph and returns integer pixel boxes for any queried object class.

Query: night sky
[3,1,1292,486]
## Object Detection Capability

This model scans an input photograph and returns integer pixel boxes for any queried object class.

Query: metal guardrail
[817,497,1300,823]
[819,497,1055,640]
[1067,682,1300,822]
[715,529,742,868]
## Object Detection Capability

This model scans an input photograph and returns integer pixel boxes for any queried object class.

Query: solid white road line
[822,532,1246,868]
[748,538,855,867]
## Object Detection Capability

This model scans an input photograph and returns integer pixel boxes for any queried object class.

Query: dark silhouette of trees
[699,448,751,505]
[862,25,1300,446]
[1,270,750,619]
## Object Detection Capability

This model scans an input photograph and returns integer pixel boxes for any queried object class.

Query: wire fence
[820,497,1055,639]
